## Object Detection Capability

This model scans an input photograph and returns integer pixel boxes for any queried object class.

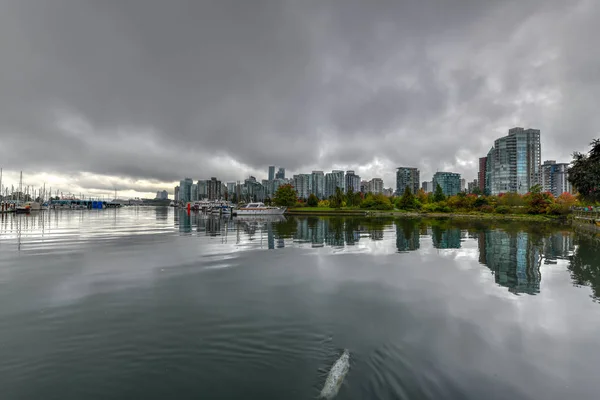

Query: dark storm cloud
[0,0,597,192]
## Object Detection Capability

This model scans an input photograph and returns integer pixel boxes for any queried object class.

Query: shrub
[318,199,330,208]
[495,205,510,214]
[480,205,494,213]
[474,196,489,208]
[307,193,319,207]
[360,194,393,210]
[547,203,570,216]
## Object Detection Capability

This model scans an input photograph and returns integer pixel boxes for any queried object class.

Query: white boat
[234,202,286,216]
[24,201,41,211]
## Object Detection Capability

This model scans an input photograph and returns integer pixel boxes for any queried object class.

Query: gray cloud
[0,0,598,194]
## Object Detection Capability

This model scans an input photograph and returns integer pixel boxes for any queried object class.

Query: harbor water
[1,208,599,399]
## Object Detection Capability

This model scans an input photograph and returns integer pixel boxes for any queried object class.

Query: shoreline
[285,208,569,224]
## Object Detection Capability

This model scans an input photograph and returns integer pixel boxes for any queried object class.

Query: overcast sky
[0,0,598,198]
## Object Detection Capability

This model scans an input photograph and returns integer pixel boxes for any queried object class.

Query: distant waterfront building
[396,167,420,195]
[360,180,369,193]
[433,172,461,196]
[197,180,208,199]
[485,148,493,195]
[207,177,221,200]
[382,188,394,197]
[460,178,466,192]
[268,166,275,181]
[293,174,311,199]
[243,176,264,202]
[345,171,360,193]
[421,181,433,193]
[275,167,285,180]
[227,182,236,197]
[155,190,168,200]
[467,179,478,193]
[490,127,541,195]
[478,156,488,193]
[324,170,345,198]
[368,178,384,194]
[541,160,572,197]
[174,186,180,202]
[191,184,198,202]
[179,178,193,203]
[311,171,325,198]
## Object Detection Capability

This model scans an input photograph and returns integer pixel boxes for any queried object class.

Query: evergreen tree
[569,139,600,203]
[307,193,319,207]
[397,186,417,209]
[433,184,446,202]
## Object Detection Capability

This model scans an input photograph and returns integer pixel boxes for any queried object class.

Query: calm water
[1,208,599,400]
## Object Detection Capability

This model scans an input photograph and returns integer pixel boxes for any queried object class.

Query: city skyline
[0,1,597,199]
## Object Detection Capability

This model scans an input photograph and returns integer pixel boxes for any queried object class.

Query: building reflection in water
[171,211,593,298]
[477,230,544,295]
[431,226,462,249]
[395,219,420,252]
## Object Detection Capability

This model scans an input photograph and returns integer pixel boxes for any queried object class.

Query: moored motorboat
[233,202,286,216]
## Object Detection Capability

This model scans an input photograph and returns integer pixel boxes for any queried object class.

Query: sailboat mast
[18,171,23,205]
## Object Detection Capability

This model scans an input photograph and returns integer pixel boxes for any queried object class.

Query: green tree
[433,184,446,202]
[346,186,355,206]
[472,187,482,195]
[307,193,319,207]
[273,184,297,207]
[397,186,417,210]
[359,193,393,210]
[569,139,600,203]
[330,187,345,208]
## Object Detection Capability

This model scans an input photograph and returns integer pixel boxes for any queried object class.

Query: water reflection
[396,218,420,252]
[568,234,600,302]
[478,231,542,295]
[2,209,599,303]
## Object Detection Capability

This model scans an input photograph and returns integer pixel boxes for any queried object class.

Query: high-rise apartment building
[396,167,420,195]
[207,177,221,200]
[460,179,466,192]
[311,171,325,198]
[345,171,360,193]
[174,186,179,202]
[433,172,461,196]
[268,166,275,181]
[293,174,312,199]
[324,170,345,198]
[191,183,198,202]
[541,160,572,197]
[478,156,488,193]
[275,167,285,180]
[197,180,208,199]
[368,178,384,194]
[360,180,369,193]
[155,190,169,200]
[421,181,433,193]
[179,178,193,203]
[489,127,541,195]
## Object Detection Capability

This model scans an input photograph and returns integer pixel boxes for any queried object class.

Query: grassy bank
[286,207,367,216]
[285,207,569,223]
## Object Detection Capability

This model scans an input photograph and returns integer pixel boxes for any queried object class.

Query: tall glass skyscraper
[490,127,541,195]
[268,166,275,181]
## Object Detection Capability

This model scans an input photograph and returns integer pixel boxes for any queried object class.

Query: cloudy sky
[0,0,598,198]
